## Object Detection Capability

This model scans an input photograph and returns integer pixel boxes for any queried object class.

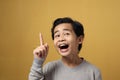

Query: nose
[59,34,65,42]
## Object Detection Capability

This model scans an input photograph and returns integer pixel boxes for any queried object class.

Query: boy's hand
[33,33,49,60]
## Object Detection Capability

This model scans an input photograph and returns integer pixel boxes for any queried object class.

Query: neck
[61,55,83,68]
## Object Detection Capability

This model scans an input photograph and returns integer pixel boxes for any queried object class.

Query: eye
[54,34,60,38]
[64,32,70,36]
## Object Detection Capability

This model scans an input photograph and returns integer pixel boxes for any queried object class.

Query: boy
[29,17,102,80]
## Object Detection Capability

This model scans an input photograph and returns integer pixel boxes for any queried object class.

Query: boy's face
[53,23,83,57]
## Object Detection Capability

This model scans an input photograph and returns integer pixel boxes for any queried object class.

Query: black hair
[51,17,84,51]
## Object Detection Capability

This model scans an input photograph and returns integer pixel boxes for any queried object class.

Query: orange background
[0,0,120,80]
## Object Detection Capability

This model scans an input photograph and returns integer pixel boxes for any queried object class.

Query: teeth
[58,43,69,49]
[59,43,67,47]
[60,44,66,47]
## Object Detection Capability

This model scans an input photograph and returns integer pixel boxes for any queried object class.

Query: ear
[78,35,84,44]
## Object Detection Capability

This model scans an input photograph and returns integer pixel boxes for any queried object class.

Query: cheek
[69,38,79,49]
[68,37,76,43]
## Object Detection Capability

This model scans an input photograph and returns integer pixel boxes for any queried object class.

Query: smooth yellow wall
[0,0,120,80]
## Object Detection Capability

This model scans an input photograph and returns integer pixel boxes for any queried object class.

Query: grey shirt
[29,58,102,80]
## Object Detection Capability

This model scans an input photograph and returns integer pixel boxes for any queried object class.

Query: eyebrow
[54,29,72,34]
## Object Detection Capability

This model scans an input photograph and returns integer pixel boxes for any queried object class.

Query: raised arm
[29,33,49,80]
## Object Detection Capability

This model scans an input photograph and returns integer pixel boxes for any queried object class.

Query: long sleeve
[29,58,45,80]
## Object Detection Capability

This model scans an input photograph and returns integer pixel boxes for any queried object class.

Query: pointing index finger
[39,33,44,46]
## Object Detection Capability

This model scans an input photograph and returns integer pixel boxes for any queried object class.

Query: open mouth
[58,43,69,49]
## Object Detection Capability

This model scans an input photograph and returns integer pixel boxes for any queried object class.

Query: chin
[59,51,70,57]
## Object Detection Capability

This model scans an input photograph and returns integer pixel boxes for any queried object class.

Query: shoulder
[81,60,101,73]
[44,59,61,67]
[43,60,61,73]
[80,59,102,80]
